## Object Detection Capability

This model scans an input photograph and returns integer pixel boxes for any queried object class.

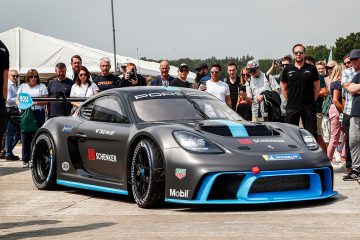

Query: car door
[75,94,130,180]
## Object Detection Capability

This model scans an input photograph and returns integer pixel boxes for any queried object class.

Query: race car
[29,86,337,208]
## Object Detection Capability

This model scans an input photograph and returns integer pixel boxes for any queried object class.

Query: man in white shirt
[200,63,231,107]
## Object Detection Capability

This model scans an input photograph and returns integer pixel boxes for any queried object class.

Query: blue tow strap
[214,120,249,137]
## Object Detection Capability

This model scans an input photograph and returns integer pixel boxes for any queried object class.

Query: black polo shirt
[0,40,9,110]
[169,78,192,88]
[93,74,121,92]
[224,76,241,110]
[350,73,360,117]
[47,78,73,117]
[281,63,319,110]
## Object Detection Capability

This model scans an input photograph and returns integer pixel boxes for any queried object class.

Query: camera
[273,59,282,65]
[128,69,137,80]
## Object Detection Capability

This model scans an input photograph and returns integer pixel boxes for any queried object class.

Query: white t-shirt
[205,80,230,102]
[17,83,48,110]
[70,83,99,98]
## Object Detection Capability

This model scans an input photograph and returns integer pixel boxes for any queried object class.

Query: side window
[90,95,128,123]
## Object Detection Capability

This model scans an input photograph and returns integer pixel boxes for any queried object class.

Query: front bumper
[165,167,337,204]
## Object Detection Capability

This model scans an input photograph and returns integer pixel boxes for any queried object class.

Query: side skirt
[57,179,128,195]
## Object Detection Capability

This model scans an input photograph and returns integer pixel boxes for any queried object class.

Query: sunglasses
[179,68,189,73]
[350,58,359,62]
[344,61,351,65]
[293,51,304,55]
[29,75,39,79]
[11,75,19,78]
[281,64,290,68]
[242,73,251,77]
[79,73,87,77]
[210,70,219,74]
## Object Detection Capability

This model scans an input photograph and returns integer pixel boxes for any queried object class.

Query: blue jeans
[5,118,21,157]
[21,109,45,163]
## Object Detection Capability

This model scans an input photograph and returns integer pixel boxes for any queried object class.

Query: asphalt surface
[1,145,360,240]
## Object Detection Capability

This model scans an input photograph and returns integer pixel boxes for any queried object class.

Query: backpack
[322,94,332,116]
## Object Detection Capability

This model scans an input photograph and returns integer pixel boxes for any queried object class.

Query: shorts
[322,115,331,143]
[316,113,323,136]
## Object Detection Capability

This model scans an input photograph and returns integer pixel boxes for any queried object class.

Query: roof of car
[105,86,199,96]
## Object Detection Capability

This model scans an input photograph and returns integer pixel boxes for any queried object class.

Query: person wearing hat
[194,63,210,82]
[344,49,360,180]
[169,63,192,88]
[150,60,175,86]
[246,59,280,122]
[281,43,320,137]
[325,60,337,91]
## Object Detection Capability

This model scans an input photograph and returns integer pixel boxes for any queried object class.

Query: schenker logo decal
[87,148,117,162]
[169,189,190,198]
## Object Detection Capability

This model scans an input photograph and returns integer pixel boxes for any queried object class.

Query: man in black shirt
[93,57,122,91]
[281,44,320,137]
[344,49,360,180]
[224,62,241,111]
[170,63,192,88]
[0,40,9,157]
[47,63,73,118]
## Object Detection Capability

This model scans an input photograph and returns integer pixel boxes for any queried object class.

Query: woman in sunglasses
[70,66,99,108]
[16,69,48,167]
[236,67,252,121]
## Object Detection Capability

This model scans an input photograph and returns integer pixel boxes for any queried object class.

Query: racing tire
[131,139,165,208]
[31,133,57,190]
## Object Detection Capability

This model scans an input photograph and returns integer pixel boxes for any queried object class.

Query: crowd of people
[0,40,360,181]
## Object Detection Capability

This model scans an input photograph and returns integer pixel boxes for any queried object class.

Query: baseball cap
[195,63,208,71]
[326,60,337,68]
[246,60,259,70]
[178,63,189,71]
[349,49,360,60]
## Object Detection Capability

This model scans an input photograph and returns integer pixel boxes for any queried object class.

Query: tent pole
[111,0,118,76]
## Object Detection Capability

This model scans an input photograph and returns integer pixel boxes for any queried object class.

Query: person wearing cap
[281,43,320,137]
[47,62,73,118]
[246,59,280,122]
[169,63,192,88]
[341,53,356,175]
[344,49,360,180]
[325,60,337,91]
[194,63,210,82]
[150,60,175,86]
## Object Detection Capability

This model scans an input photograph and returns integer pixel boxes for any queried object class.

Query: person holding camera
[93,57,122,91]
[122,63,147,87]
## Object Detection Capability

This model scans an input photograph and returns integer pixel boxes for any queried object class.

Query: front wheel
[131,139,164,208]
[31,133,57,190]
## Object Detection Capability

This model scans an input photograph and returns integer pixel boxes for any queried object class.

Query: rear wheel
[131,139,164,208]
[31,133,57,190]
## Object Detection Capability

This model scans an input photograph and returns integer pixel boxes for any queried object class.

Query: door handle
[76,133,87,138]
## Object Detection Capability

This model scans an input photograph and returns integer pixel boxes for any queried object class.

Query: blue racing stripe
[56,180,128,195]
[214,120,249,137]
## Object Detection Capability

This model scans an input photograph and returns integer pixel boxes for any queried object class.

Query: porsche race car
[29,86,337,208]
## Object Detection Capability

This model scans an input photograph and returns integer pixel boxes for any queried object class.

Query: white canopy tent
[0,27,195,80]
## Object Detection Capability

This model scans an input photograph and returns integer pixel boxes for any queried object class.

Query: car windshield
[130,91,243,123]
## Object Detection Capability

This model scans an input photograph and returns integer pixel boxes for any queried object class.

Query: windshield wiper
[177,89,209,119]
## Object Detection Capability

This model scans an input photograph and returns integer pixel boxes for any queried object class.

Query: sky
[1,0,359,60]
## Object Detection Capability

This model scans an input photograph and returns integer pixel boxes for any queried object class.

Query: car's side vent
[80,102,94,120]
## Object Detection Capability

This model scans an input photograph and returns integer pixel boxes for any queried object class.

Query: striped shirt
[341,67,356,115]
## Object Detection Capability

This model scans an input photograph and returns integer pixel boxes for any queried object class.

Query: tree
[333,32,360,61]
[305,45,330,62]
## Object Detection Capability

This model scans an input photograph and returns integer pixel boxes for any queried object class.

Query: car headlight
[299,129,319,150]
[173,131,224,154]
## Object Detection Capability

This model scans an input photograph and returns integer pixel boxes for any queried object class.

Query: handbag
[322,94,332,116]
[20,108,39,133]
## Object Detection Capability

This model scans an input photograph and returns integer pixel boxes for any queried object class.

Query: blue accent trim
[214,120,249,137]
[163,86,179,91]
[166,167,337,204]
[56,180,128,196]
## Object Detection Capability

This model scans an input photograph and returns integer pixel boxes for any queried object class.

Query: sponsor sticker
[175,168,187,179]
[253,139,285,143]
[237,139,253,144]
[62,125,73,133]
[62,162,70,171]
[169,189,190,198]
[87,148,117,162]
[95,129,115,136]
[262,153,302,161]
